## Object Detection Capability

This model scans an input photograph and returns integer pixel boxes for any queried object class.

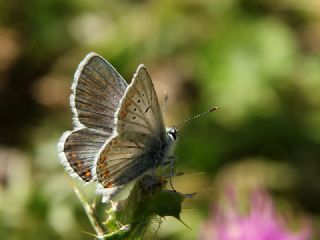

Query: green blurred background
[0,0,319,239]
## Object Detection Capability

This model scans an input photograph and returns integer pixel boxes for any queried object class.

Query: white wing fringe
[96,184,121,203]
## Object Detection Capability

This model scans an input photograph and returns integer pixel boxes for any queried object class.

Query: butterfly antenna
[162,91,169,120]
[175,107,219,131]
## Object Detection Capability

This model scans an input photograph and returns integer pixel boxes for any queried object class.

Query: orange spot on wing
[124,99,132,107]
[119,109,127,119]
[98,161,108,169]
[104,170,110,177]
[105,182,113,188]
[84,171,91,178]
[76,160,82,168]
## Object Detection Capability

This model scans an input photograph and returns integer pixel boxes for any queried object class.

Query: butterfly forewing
[71,53,127,132]
[58,53,128,182]
[116,65,165,137]
[96,65,166,188]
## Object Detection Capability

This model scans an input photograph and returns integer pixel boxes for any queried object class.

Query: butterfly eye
[168,130,177,141]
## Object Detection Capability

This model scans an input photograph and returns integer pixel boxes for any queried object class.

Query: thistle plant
[74,174,194,239]
[200,189,312,240]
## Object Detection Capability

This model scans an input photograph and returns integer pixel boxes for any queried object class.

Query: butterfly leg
[167,156,178,191]
[114,220,132,235]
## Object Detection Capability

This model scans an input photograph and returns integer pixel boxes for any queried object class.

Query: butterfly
[57,52,180,202]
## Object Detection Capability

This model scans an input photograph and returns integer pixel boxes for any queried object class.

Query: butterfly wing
[115,65,165,137]
[95,64,167,189]
[58,53,127,182]
[58,128,111,181]
[71,52,127,132]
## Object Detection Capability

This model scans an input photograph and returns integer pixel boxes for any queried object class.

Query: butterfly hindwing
[96,135,151,188]
[58,128,111,182]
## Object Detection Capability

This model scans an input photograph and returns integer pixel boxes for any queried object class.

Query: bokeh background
[0,0,320,239]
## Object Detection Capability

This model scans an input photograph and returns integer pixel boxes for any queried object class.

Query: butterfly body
[58,52,178,202]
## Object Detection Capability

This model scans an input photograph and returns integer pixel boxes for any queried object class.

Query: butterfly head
[166,127,178,142]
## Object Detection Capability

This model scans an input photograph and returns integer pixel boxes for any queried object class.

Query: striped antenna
[162,91,169,121]
[175,107,219,131]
